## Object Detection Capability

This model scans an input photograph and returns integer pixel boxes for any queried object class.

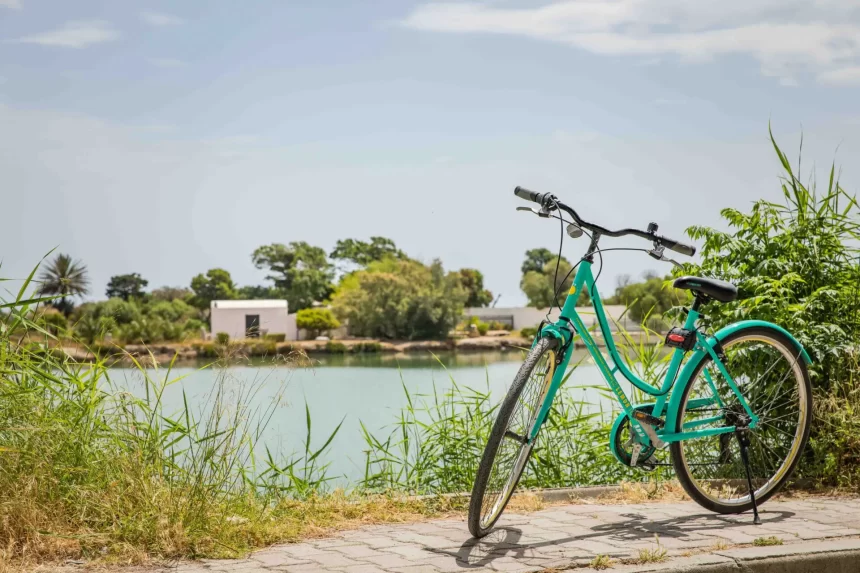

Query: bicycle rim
[675,331,810,507]
[478,344,556,530]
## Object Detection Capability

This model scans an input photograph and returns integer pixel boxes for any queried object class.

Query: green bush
[296,308,340,339]
[193,342,218,358]
[71,298,204,344]
[487,320,511,331]
[476,322,489,336]
[684,128,860,485]
[520,326,538,339]
[215,332,230,345]
[351,341,382,353]
[264,333,286,343]
[325,341,348,353]
[247,340,277,356]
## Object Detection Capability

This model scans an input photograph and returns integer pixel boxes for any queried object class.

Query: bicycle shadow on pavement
[426,509,795,568]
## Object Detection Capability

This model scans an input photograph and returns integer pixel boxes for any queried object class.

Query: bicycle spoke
[677,332,808,508]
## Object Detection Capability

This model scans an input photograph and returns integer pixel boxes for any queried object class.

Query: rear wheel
[670,327,811,513]
[468,336,559,538]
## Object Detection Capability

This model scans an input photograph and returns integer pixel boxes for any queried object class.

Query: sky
[1,0,859,307]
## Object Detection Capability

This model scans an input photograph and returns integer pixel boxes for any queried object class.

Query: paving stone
[389,566,443,573]
[332,546,392,560]
[484,557,540,572]
[716,536,860,560]
[155,497,860,573]
[310,553,365,568]
[278,544,329,558]
[360,553,419,568]
[250,552,311,567]
[341,535,402,549]
[338,565,390,573]
[385,544,437,560]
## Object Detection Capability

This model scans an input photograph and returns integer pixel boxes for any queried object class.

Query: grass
[636,536,668,563]
[589,554,613,569]
[753,536,783,547]
[359,342,676,495]
[0,263,572,569]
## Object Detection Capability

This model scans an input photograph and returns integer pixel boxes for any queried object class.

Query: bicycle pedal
[632,410,665,428]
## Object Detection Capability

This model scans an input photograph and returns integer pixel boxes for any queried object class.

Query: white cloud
[11,20,119,48]
[0,0,21,9]
[148,58,185,68]
[141,11,183,27]
[401,1,860,85]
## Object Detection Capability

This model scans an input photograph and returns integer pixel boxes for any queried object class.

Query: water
[110,350,623,485]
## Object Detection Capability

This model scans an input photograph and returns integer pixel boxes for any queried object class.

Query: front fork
[527,327,575,442]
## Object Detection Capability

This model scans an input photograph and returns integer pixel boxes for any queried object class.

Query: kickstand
[736,430,761,525]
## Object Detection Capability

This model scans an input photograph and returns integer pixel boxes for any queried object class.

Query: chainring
[610,406,659,469]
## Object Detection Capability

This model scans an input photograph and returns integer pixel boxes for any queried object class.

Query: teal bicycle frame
[529,258,811,450]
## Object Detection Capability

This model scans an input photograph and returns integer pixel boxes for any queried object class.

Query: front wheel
[468,336,559,538]
[671,327,812,514]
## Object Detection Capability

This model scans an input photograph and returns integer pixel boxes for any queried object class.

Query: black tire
[670,327,812,514]
[468,336,559,538]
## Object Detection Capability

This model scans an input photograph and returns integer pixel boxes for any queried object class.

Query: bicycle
[467,187,812,538]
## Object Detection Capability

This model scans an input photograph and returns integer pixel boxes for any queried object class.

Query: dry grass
[0,492,468,571]
[569,481,690,504]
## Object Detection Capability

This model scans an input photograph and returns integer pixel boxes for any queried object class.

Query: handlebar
[513,186,696,257]
[514,186,555,208]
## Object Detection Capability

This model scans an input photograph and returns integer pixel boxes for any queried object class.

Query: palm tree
[38,254,90,315]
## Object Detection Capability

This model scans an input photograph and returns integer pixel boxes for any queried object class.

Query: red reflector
[668,334,685,343]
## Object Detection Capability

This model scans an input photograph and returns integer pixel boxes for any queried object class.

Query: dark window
[245,314,260,338]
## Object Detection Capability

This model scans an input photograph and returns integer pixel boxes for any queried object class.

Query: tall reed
[360,331,677,494]
[0,263,343,564]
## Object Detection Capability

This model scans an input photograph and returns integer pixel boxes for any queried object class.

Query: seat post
[691,294,707,313]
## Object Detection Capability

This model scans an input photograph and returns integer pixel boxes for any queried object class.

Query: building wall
[211,307,295,340]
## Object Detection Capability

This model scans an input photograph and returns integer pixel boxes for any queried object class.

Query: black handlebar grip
[514,186,541,203]
[662,237,696,257]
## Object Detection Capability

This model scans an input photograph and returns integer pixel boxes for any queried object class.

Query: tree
[190,268,237,320]
[105,273,148,301]
[72,297,204,344]
[521,248,558,275]
[252,242,334,311]
[237,285,284,300]
[330,236,406,267]
[296,308,341,339]
[150,286,192,302]
[331,258,467,340]
[38,253,90,316]
[610,272,687,323]
[521,257,575,308]
[457,268,494,307]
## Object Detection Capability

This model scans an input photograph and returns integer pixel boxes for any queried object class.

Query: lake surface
[110,350,633,485]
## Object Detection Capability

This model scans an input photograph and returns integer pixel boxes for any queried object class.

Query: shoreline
[47,331,661,366]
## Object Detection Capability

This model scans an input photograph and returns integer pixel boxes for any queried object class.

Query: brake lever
[648,246,684,269]
[516,206,551,218]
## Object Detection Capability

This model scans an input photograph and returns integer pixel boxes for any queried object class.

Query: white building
[210,300,297,340]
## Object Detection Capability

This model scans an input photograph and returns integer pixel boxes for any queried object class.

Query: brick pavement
[162,497,860,572]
